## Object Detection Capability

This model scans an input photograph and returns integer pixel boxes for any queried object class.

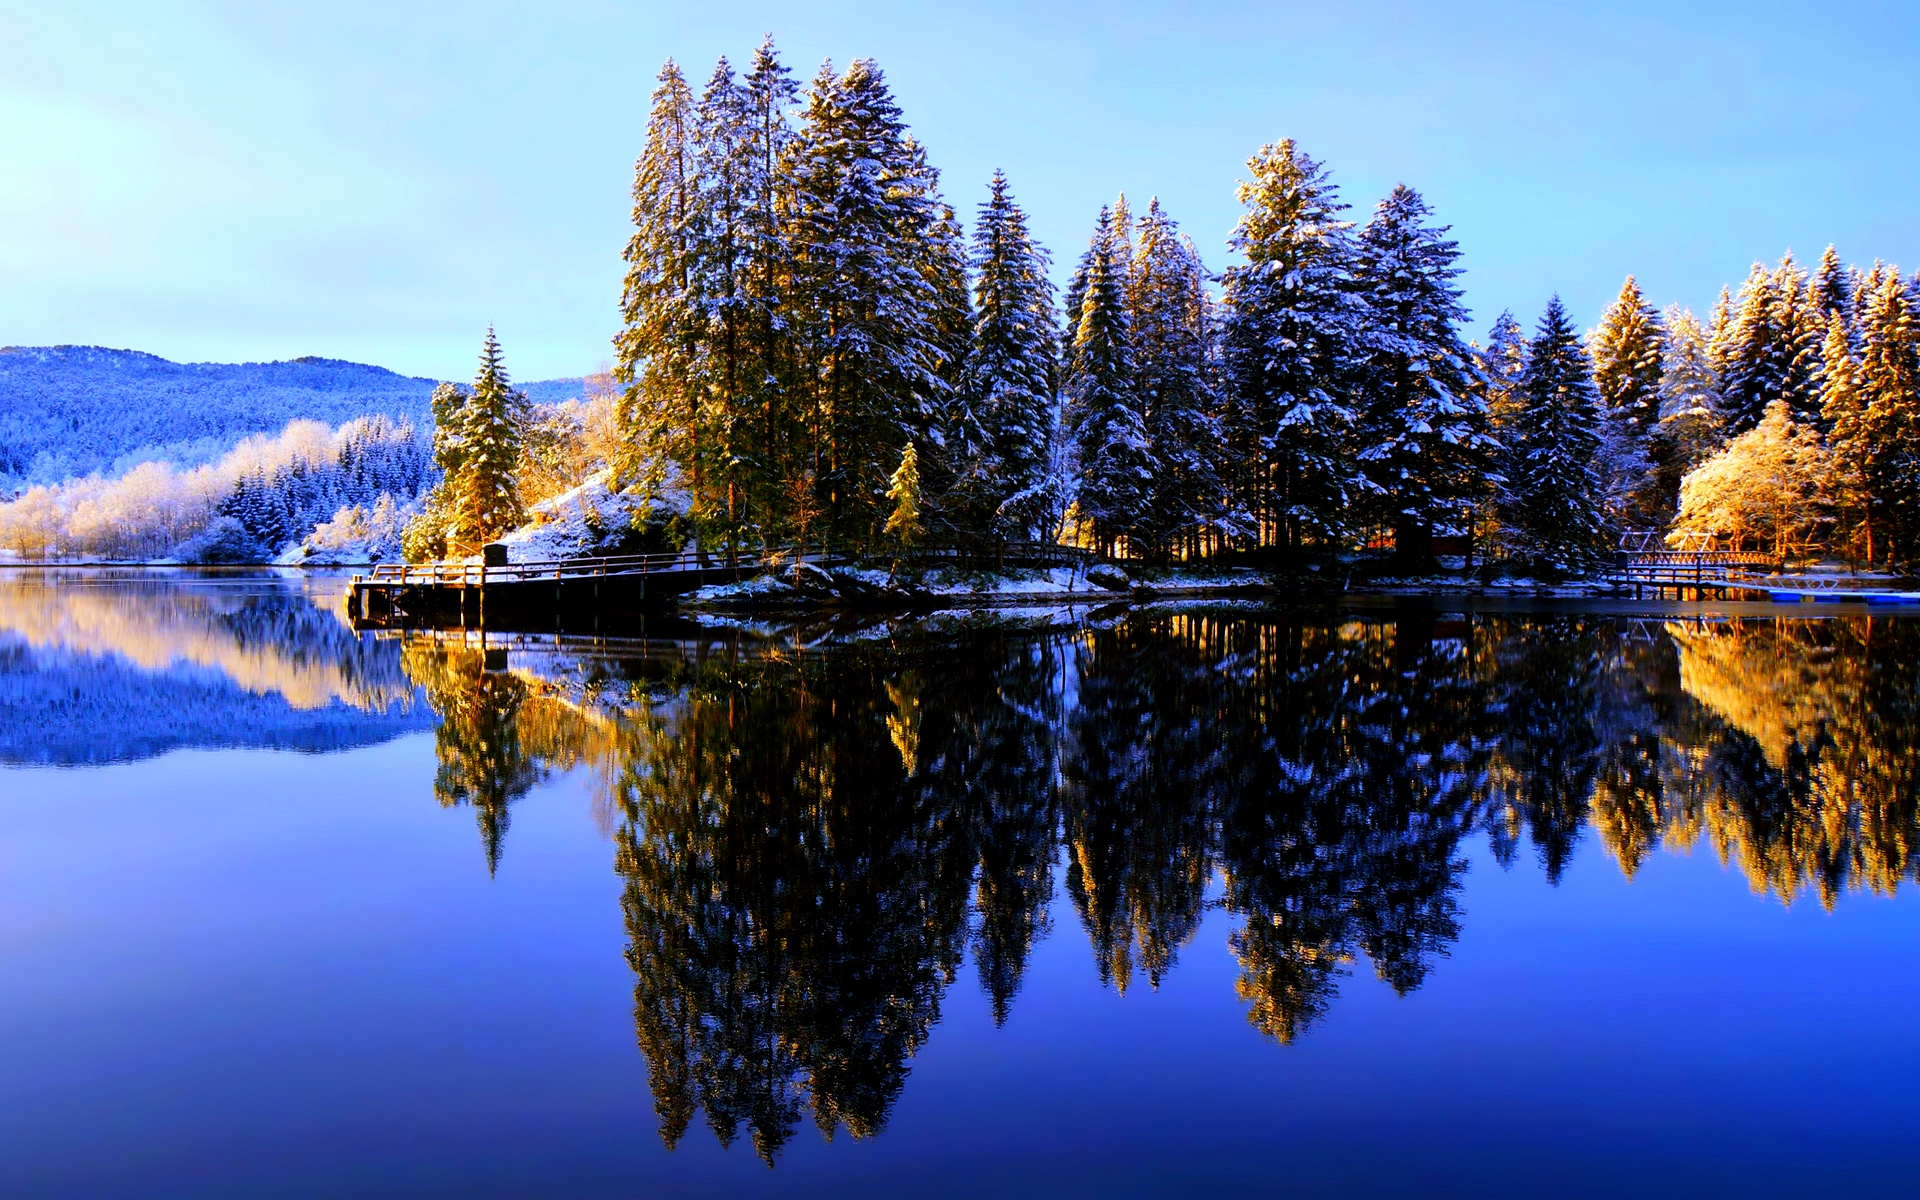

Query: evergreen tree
[615,61,701,495]
[955,171,1058,538]
[1848,273,1920,563]
[1589,276,1664,439]
[1648,305,1726,521]
[1350,185,1492,567]
[1819,310,1872,559]
[884,442,923,546]
[1503,298,1607,574]
[785,58,955,545]
[1720,255,1822,431]
[1808,244,1854,326]
[1063,206,1148,553]
[1126,198,1221,558]
[1219,140,1365,554]
[690,56,758,538]
[451,328,527,548]
[1477,311,1529,554]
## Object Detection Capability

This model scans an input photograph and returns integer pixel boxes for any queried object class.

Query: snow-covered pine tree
[738,37,801,536]
[1063,206,1148,554]
[1126,198,1221,559]
[689,55,758,538]
[1648,305,1726,522]
[785,58,953,545]
[1721,255,1821,431]
[955,171,1058,539]
[1589,277,1664,439]
[1819,309,1872,559]
[1219,140,1365,555]
[451,328,528,549]
[1587,276,1664,526]
[1503,297,1607,575]
[1808,245,1854,327]
[1476,311,1529,554]
[1350,184,1491,568]
[1849,272,1920,563]
[614,61,701,494]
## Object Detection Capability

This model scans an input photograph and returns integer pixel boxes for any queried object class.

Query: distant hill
[0,345,589,488]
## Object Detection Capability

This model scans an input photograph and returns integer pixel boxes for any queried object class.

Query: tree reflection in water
[402,609,1920,1156]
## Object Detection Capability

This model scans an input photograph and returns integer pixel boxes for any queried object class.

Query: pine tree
[615,61,702,494]
[1808,244,1854,325]
[885,442,923,546]
[1503,297,1607,574]
[1126,198,1221,559]
[1720,255,1822,431]
[1819,309,1871,559]
[1351,184,1491,568]
[955,171,1058,538]
[1063,206,1148,554]
[1476,311,1529,555]
[690,55,758,538]
[1219,140,1365,554]
[451,328,527,549]
[1848,273,1920,563]
[785,58,954,545]
[1589,276,1664,439]
[1648,305,1726,521]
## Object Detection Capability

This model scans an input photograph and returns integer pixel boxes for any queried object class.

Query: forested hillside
[0,346,441,486]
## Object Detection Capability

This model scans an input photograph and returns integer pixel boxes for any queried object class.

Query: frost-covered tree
[449,328,528,549]
[1671,399,1829,556]
[1589,277,1664,439]
[954,171,1057,538]
[785,58,958,544]
[1063,206,1148,554]
[1720,256,1822,431]
[614,61,701,492]
[1219,140,1364,554]
[1819,310,1872,559]
[1502,298,1607,574]
[1351,184,1491,567]
[1808,244,1855,328]
[1646,305,1726,522]
[1126,198,1221,558]
[1845,272,1920,563]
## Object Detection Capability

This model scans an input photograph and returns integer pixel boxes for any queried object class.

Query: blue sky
[2,0,1916,381]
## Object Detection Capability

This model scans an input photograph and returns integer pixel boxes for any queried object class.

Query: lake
[2,570,1918,1198]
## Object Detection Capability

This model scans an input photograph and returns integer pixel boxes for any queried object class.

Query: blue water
[0,571,1916,1197]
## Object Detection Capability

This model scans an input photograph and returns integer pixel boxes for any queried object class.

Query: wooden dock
[346,549,769,630]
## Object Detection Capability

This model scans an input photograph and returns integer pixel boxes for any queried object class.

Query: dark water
[3,570,1919,1197]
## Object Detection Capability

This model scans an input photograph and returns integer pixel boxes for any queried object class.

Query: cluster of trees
[0,415,429,561]
[612,41,1920,572]
[399,608,1920,1156]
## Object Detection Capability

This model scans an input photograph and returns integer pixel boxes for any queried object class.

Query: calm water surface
[2,570,1918,1197]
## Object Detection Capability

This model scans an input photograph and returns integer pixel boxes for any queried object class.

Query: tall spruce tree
[452,328,528,549]
[955,171,1058,538]
[1720,255,1822,431]
[1649,305,1726,521]
[1351,184,1491,567]
[1588,277,1664,526]
[1477,312,1529,552]
[1819,309,1872,560]
[785,58,955,544]
[1219,140,1365,554]
[1503,298,1607,574]
[1848,273,1920,563]
[1063,206,1148,553]
[1589,276,1665,438]
[1808,244,1854,326]
[1126,198,1221,558]
[615,61,701,496]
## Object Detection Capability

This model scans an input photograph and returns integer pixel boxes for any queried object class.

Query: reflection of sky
[1,743,1914,1198]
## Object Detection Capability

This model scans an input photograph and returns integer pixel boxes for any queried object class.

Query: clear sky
[2,0,1916,381]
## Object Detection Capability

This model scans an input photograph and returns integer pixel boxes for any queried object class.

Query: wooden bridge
[345,541,1094,631]
[1609,531,1778,593]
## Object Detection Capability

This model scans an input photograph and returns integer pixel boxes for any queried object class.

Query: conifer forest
[582,38,1920,575]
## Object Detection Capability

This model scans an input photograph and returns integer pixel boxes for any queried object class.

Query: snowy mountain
[0,346,589,488]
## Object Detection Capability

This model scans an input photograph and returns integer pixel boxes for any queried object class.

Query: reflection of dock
[1759,586,1920,605]
[347,549,767,630]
